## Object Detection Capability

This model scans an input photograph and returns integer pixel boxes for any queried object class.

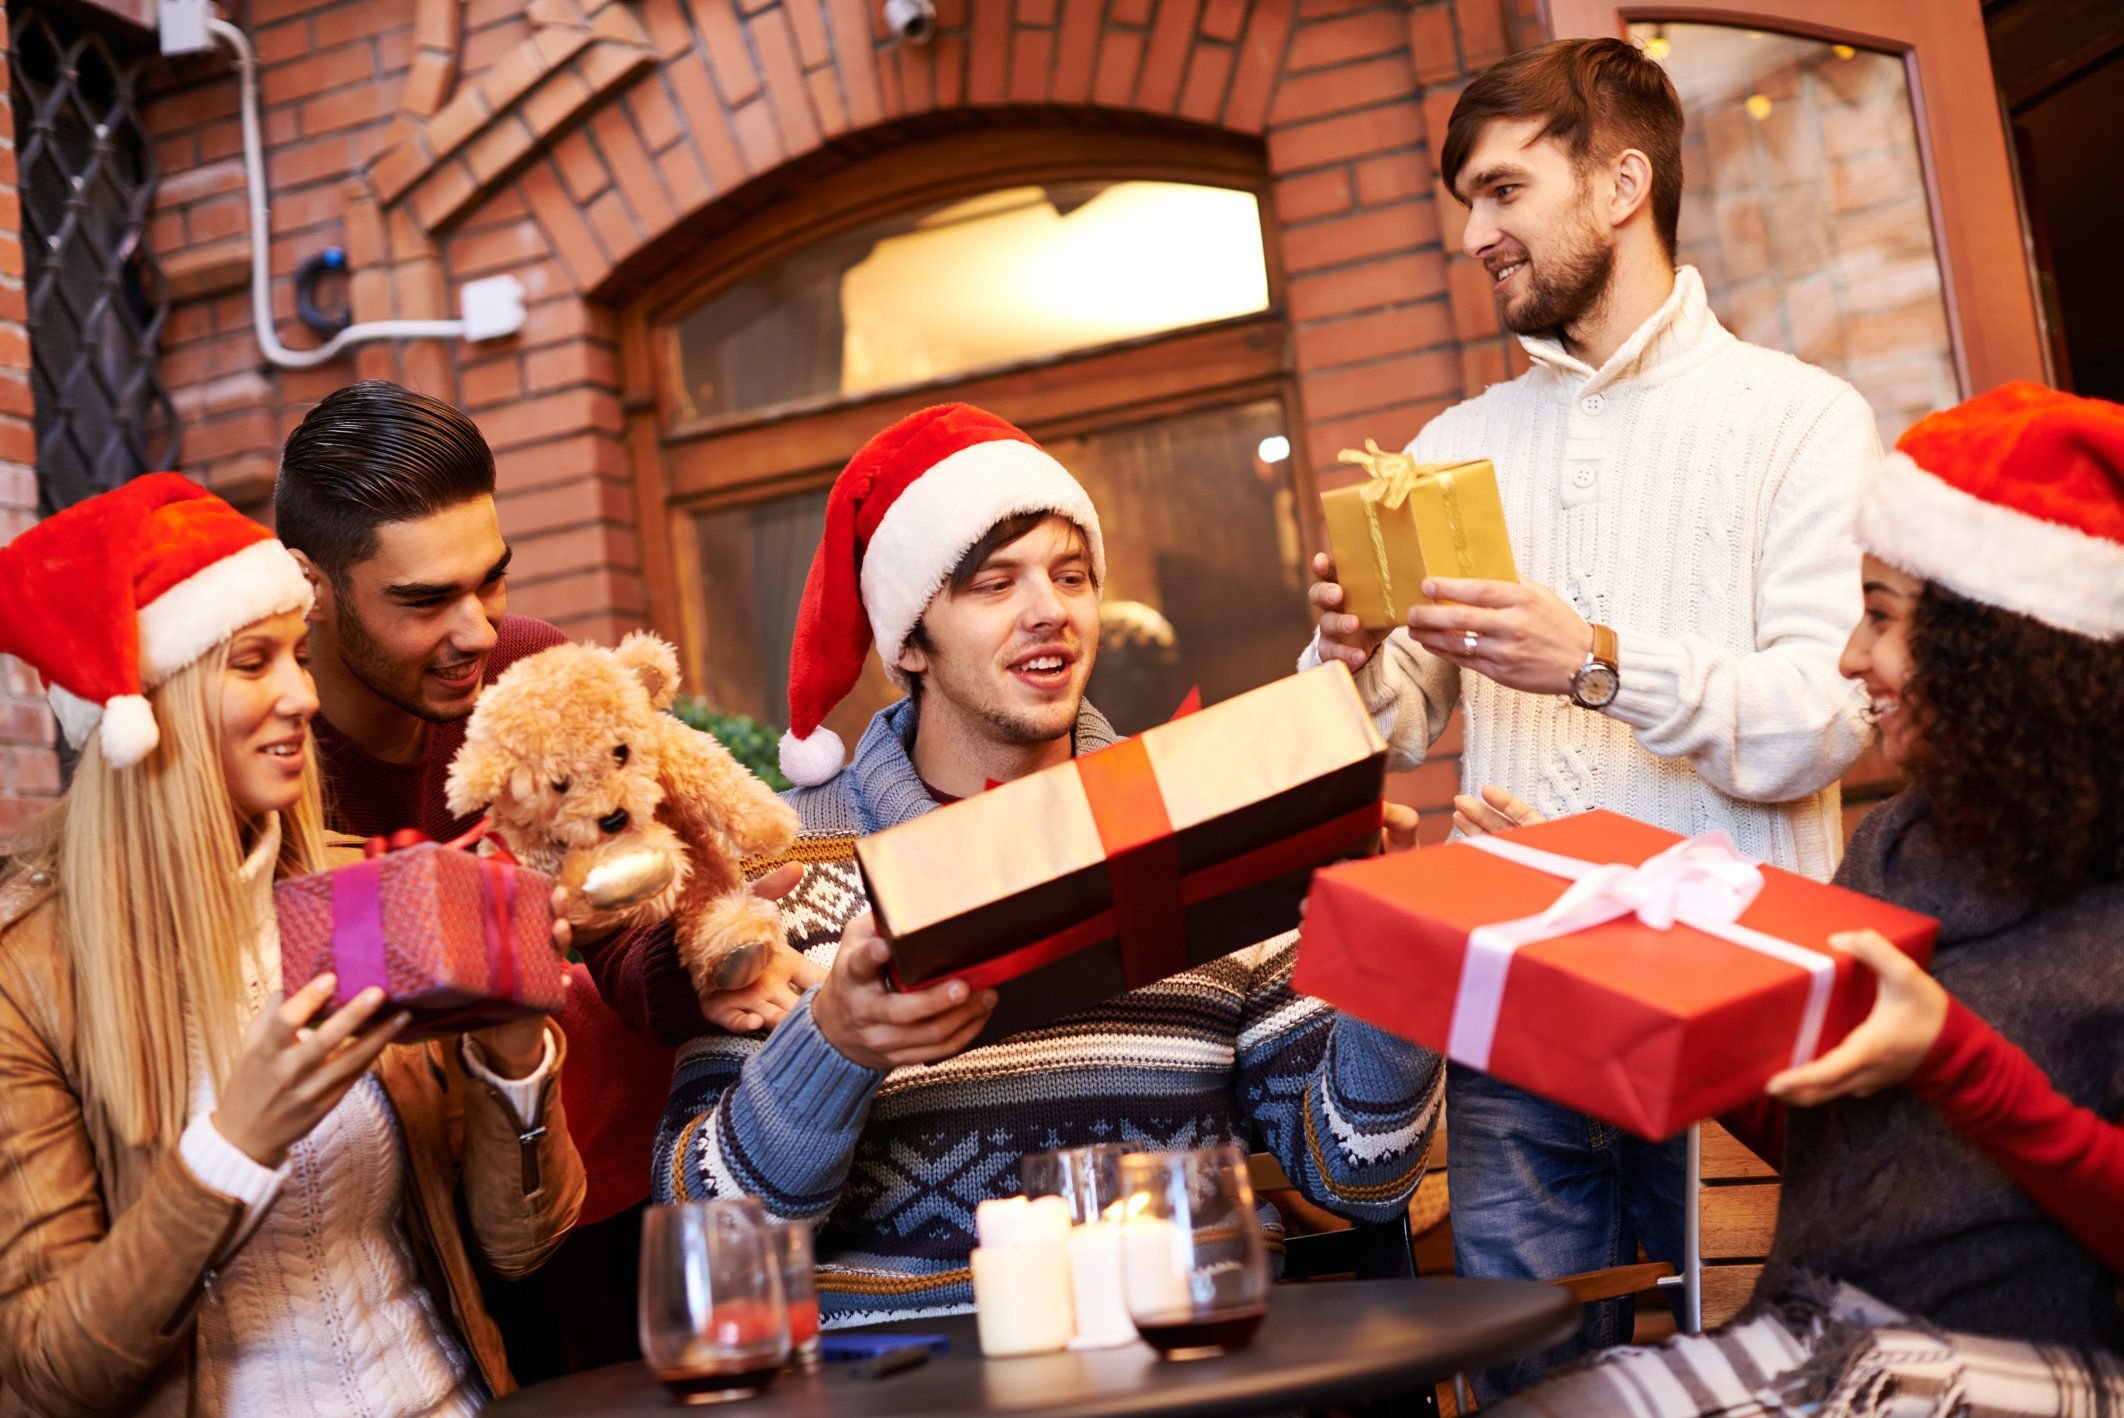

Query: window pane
[1636,23,1959,443]
[663,182,1271,425]
[690,399,1310,744]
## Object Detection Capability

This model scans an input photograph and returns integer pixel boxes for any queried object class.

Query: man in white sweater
[1303,38,1875,1397]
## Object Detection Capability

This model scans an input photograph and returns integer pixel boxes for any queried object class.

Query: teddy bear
[444,631,801,1000]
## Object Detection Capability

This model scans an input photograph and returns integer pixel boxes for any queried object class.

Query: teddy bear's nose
[596,807,631,835]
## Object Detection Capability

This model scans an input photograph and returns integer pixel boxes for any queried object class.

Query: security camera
[883,0,936,44]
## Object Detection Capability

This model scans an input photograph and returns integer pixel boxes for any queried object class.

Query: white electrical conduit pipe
[210,18,470,368]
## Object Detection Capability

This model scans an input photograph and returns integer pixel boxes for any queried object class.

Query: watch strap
[1590,622,1618,670]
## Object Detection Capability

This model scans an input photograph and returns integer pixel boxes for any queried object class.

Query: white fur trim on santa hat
[779,725,847,788]
[98,694,159,769]
[858,439,1105,688]
[1857,450,2124,640]
[137,538,314,686]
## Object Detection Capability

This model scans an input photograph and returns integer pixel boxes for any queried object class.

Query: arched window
[624,127,1317,748]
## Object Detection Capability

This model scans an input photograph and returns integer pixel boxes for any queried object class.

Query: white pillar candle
[1119,1213,1195,1322]
[1065,1219,1138,1350]
[970,1196,1076,1358]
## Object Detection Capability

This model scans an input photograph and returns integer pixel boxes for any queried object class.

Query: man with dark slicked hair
[273,381,799,1380]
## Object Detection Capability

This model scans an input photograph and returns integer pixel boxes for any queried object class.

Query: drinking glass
[766,1220,820,1371]
[1114,1144,1270,1360]
[1020,1142,1132,1224]
[638,1199,790,1404]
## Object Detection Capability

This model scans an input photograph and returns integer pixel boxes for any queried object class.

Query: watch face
[1576,663,1620,707]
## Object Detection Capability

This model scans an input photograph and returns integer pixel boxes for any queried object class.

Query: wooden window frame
[618,122,1313,698]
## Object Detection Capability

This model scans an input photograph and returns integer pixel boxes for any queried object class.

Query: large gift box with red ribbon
[1294,810,1938,1139]
[857,663,1388,1045]
[276,830,568,1040]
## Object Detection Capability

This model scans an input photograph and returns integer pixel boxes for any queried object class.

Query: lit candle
[1118,1199,1195,1322]
[1065,1215,1138,1350]
[970,1196,1076,1357]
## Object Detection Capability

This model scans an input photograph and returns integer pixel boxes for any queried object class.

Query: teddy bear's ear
[614,631,682,710]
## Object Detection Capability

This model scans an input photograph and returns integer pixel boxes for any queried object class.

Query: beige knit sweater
[1303,266,1875,880]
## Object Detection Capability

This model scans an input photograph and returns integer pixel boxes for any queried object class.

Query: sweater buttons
[1580,393,1606,416]
[1572,465,1597,489]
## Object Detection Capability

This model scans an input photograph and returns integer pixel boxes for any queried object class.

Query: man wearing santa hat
[652,402,1446,1327]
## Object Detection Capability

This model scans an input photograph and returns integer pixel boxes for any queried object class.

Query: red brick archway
[0,0,1546,836]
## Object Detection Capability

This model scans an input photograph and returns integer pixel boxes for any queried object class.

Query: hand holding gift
[1405,576,1595,697]
[214,973,410,1168]
[1766,929,1951,1105]
[812,912,996,1070]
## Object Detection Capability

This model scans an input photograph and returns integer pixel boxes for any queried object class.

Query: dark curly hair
[1903,584,2124,902]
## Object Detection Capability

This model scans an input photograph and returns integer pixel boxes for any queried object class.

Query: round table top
[492,1277,1578,1418]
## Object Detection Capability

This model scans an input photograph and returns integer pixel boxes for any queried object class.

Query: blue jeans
[1447,1063,1688,1403]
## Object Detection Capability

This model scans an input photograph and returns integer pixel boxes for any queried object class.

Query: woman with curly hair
[1466,381,2124,1416]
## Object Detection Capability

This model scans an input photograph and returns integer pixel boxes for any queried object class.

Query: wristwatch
[1569,624,1620,709]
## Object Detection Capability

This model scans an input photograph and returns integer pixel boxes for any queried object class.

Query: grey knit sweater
[1764,791,2124,1350]
[652,696,1445,1326]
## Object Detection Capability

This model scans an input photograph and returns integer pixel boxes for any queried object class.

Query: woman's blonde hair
[18,640,330,1147]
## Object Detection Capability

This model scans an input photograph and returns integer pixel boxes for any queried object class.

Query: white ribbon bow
[1444,831,1835,1075]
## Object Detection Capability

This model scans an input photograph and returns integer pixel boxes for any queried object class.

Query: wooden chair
[1549,1121,1781,1336]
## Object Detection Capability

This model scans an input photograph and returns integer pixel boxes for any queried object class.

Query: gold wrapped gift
[1322,443,1519,630]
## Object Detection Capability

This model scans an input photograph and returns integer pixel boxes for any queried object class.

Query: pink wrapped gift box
[276,838,566,1040]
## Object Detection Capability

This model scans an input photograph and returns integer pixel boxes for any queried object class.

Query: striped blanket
[1494,1279,2124,1417]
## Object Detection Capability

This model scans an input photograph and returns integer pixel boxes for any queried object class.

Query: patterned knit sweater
[1303,266,1876,880]
[653,698,1444,1326]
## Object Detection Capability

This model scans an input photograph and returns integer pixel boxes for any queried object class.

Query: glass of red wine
[766,1220,821,1371]
[639,1199,790,1404]
[1115,1144,1270,1360]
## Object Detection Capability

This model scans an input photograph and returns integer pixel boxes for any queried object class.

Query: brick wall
[113,0,1537,844]
[0,17,60,843]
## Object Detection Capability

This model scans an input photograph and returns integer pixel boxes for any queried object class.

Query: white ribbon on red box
[1443,831,1835,1073]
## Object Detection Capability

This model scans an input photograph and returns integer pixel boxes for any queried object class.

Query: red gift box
[857,665,1388,1046]
[276,832,567,1040]
[1295,810,1938,1139]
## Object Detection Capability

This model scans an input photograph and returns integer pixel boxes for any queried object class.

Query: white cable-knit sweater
[1303,267,1875,880]
[173,818,554,1416]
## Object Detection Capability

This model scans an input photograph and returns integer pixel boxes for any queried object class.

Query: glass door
[1547,0,2048,404]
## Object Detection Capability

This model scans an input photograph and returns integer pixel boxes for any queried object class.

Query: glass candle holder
[638,1199,790,1404]
[1020,1143,1133,1224]
[766,1220,821,1371]
[1115,1144,1270,1360]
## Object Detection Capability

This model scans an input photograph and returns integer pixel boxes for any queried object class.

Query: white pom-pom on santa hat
[1855,380,2124,641]
[97,694,160,770]
[777,404,1104,786]
[778,724,847,789]
[0,473,315,769]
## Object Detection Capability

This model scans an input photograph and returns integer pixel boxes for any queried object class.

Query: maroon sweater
[311,613,673,1224]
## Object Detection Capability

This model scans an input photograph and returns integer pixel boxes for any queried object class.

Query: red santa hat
[0,472,314,769]
[779,403,1105,787]
[1856,381,2124,641]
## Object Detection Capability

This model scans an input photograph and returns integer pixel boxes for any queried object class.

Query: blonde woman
[0,475,583,1416]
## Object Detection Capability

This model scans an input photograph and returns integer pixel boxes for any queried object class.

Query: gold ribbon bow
[1336,441,1482,615]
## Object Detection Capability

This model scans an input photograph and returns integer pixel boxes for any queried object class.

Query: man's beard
[1500,200,1616,338]
[335,600,478,726]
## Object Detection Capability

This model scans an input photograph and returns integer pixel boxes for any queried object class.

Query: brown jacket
[0,857,586,1416]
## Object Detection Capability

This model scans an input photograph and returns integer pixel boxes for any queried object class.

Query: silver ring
[1462,630,1480,655]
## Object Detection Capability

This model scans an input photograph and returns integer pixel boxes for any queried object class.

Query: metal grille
[9,3,176,514]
